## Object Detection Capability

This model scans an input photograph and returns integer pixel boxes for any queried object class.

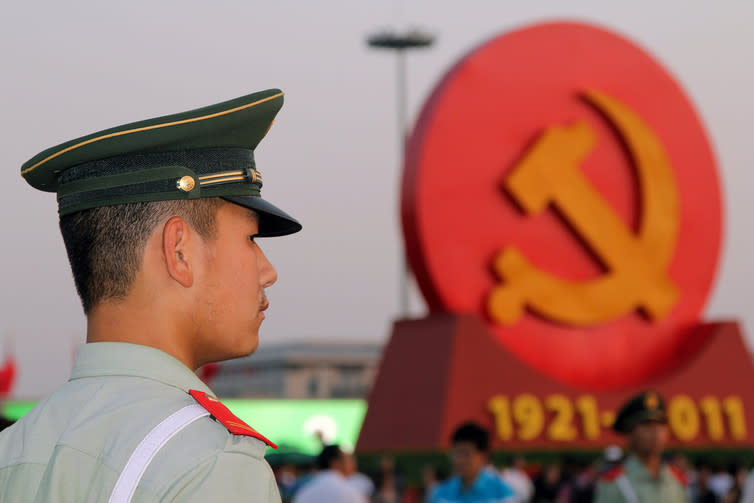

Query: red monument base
[357,314,754,452]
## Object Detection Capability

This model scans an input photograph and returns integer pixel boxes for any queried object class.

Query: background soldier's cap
[612,390,667,434]
[20,88,302,237]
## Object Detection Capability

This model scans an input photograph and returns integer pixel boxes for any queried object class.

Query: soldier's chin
[241,332,260,356]
[216,332,260,361]
[247,337,260,355]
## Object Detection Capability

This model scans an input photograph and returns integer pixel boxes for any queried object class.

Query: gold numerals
[668,395,747,441]
[487,394,748,442]
[488,394,599,442]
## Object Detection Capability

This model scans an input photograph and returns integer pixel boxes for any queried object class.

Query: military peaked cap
[21,89,301,237]
[612,390,667,434]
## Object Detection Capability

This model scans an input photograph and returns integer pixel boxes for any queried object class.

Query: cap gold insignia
[177,176,196,192]
[645,393,659,410]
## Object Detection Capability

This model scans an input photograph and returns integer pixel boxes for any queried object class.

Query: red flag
[0,356,17,397]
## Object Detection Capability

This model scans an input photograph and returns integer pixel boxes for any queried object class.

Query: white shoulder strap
[108,404,210,503]
[615,473,640,503]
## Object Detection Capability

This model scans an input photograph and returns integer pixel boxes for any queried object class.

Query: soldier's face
[194,203,277,363]
[630,421,668,457]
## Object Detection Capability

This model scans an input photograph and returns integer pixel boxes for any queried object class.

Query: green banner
[2,399,367,455]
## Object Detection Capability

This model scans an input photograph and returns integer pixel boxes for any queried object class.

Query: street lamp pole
[366,29,435,318]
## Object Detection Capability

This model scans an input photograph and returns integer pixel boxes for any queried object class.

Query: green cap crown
[612,390,667,434]
[21,89,301,237]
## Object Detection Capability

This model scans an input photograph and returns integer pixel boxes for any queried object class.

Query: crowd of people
[272,391,754,503]
[272,444,754,503]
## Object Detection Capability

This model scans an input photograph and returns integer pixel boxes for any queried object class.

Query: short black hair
[59,198,224,313]
[316,444,344,470]
[451,422,490,452]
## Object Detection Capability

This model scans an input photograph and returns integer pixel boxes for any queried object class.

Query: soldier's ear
[162,216,194,288]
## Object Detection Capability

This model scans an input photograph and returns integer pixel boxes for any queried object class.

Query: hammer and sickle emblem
[487,90,680,326]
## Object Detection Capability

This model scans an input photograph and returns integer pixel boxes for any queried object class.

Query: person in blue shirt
[428,422,516,503]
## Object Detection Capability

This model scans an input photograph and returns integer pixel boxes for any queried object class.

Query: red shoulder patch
[189,390,277,449]
[669,465,689,486]
[601,465,625,482]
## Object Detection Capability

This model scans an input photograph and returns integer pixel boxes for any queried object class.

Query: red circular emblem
[402,22,722,390]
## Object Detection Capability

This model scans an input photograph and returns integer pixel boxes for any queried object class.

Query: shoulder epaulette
[189,390,277,448]
[601,465,625,482]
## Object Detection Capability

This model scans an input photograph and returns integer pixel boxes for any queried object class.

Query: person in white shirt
[293,445,368,503]
[500,456,534,503]
[709,465,734,501]
[343,451,376,498]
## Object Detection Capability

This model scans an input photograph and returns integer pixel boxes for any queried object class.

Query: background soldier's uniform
[594,390,688,503]
[595,455,688,503]
[0,89,302,501]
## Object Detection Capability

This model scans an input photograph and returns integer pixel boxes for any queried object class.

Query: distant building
[210,340,383,399]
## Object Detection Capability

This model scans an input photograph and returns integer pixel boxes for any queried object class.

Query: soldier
[0,89,301,501]
[595,390,688,503]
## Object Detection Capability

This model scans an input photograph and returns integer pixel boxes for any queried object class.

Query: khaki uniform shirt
[0,342,281,502]
[594,455,688,503]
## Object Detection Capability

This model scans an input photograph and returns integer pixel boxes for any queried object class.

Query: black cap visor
[223,195,302,237]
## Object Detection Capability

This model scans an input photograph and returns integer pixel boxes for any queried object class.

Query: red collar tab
[669,465,689,486]
[189,390,277,449]
[601,466,625,482]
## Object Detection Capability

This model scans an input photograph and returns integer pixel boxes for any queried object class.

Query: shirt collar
[625,455,670,482]
[69,342,215,397]
[475,468,497,489]
[452,468,493,495]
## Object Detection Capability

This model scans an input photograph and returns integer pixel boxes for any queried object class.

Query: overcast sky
[1,1,753,398]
